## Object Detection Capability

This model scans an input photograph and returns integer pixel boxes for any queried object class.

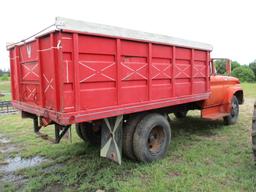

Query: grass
[0,82,256,191]
[0,80,11,93]
[0,80,11,101]
[241,82,256,98]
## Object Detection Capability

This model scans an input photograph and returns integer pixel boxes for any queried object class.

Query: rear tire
[133,113,171,162]
[224,96,239,125]
[252,102,256,162]
[76,122,101,146]
[75,124,84,140]
[123,114,145,160]
[174,111,188,119]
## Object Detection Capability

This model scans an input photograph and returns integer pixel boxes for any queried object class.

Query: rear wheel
[76,122,101,146]
[223,96,239,125]
[133,113,171,162]
[75,124,84,140]
[252,102,256,162]
[123,114,145,160]
[174,110,188,119]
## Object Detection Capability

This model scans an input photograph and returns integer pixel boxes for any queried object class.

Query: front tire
[133,113,171,162]
[223,96,239,125]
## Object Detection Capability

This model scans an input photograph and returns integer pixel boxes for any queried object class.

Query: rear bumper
[12,101,71,125]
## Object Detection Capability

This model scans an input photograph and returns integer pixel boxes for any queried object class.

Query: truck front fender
[225,85,244,105]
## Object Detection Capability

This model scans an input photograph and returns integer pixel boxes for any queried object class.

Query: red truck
[8,17,243,164]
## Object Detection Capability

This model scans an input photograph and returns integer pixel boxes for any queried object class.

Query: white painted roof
[55,17,213,51]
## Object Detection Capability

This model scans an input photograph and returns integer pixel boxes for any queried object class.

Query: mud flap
[100,115,123,164]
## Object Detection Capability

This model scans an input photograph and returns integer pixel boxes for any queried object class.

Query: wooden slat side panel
[18,41,40,106]
[60,33,75,112]
[78,35,117,110]
[120,40,148,104]
[40,35,56,110]
[151,44,173,100]
[193,49,208,94]
[174,47,192,96]
[71,33,210,111]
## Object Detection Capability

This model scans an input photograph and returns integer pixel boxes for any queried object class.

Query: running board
[202,112,229,120]
[201,105,229,120]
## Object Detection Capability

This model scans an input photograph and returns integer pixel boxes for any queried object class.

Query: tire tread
[123,114,145,160]
[223,96,239,125]
[133,113,171,162]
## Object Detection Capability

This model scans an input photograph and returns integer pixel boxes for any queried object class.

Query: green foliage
[215,60,241,75]
[0,81,10,93]
[231,66,255,82]
[0,69,10,76]
[0,81,11,101]
[214,59,226,75]
[231,61,240,70]
[0,74,10,81]
[249,60,256,78]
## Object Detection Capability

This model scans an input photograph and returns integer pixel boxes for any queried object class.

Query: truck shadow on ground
[170,115,224,138]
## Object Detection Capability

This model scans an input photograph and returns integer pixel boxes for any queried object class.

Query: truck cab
[202,58,244,124]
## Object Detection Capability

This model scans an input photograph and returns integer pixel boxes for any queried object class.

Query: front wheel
[223,96,239,125]
[133,113,171,162]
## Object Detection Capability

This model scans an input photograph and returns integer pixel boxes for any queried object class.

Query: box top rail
[7,17,213,51]
[55,17,213,51]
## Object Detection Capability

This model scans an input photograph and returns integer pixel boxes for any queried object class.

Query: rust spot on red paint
[69,116,75,123]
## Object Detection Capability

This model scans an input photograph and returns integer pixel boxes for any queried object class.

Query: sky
[0,0,255,70]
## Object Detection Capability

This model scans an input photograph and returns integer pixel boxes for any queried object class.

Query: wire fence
[0,101,17,114]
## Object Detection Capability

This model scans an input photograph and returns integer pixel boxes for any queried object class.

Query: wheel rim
[147,126,165,154]
[231,100,239,117]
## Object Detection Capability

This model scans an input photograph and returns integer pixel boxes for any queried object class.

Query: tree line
[214,59,256,82]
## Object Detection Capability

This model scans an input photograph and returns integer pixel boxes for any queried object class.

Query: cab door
[205,75,226,107]
[201,59,229,119]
